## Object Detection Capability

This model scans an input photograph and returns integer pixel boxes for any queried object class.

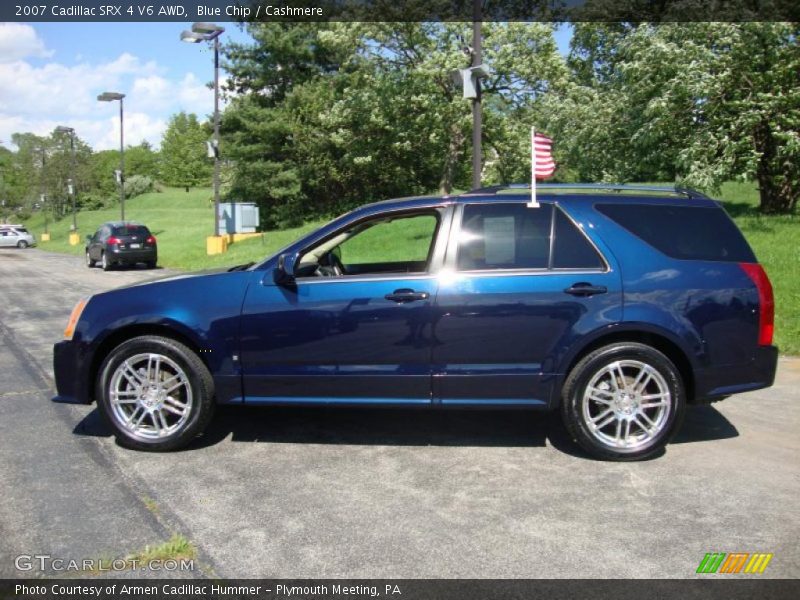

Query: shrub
[124,175,154,199]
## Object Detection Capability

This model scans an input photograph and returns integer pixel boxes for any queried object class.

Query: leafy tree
[545,22,800,213]
[125,141,160,181]
[0,146,29,217]
[159,112,212,191]
[221,22,566,226]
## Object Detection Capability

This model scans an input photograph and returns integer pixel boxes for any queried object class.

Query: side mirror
[274,252,299,285]
[85,234,92,242]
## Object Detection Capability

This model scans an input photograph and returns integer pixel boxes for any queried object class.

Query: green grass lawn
[21,182,799,354]
[20,187,326,272]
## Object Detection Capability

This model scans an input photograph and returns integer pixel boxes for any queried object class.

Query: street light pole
[55,126,78,232]
[39,146,48,236]
[181,22,225,241]
[213,32,221,238]
[97,92,126,221]
[119,97,125,221]
[472,0,483,191]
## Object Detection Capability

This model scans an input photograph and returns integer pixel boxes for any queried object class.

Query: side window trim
[294,206,453,282]
[446,201,608,274]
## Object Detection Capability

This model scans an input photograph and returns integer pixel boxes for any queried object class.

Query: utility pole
[119,97,125,221]
[40,146,48,236]
[471,0,483,190]
[56,126,78,232]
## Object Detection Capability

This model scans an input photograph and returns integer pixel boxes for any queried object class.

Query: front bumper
[52,340,92,404]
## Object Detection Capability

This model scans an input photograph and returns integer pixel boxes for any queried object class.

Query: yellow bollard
[69,232,80,246]
[206,235,228,255]
[41,232,51,242]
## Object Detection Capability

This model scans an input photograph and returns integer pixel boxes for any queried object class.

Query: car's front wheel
[561,342,685,461]
[96,335,215,451]
[17,240,28,249]
[86,251,96,268]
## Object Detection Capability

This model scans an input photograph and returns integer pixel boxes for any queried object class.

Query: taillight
[146,235,156,244]
[739,263,774,346]
[107,236,120,245]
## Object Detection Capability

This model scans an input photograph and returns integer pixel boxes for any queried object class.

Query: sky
[0,22,572,152]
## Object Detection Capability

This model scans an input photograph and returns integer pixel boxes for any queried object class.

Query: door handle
[385,289,430,303]
[564,282,608,297]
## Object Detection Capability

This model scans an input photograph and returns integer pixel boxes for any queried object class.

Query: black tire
[101,252,112,271]
[86,251,96,268]
[17,240,28,249]
[146,261,157,269]
[560,342,686,461]
[96,335,215,451]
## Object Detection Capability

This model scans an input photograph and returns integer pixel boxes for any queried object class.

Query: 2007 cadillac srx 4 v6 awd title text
[53,184,777,460]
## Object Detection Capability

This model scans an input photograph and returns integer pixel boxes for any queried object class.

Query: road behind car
[0,249,798,578]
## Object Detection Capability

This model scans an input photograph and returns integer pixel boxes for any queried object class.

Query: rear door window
[596,204,756,262]
[456,203,605,271]
[457,203,551,271]
[552,209,605,269]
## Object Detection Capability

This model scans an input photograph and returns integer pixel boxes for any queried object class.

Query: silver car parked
[0,225,37,248]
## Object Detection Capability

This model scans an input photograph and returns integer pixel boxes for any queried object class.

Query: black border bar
[5,1,800,22]
[3,579,800,600]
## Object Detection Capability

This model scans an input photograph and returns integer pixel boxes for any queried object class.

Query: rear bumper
[695,345,779,401]
[53,340,92,404]
[108,247,156,263]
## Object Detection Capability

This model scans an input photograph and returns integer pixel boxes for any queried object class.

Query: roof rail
[463,183,709,199]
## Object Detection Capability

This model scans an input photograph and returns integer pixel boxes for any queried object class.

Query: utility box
[218,202,260,235]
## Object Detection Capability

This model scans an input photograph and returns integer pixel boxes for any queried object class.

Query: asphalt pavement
[0,247,798,579]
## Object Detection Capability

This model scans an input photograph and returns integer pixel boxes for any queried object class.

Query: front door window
[297,212,440,278]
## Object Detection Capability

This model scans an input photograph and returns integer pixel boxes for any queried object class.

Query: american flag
[532,131,556,180]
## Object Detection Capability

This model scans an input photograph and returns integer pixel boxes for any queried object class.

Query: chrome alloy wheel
[108,353,193,441]
[581,359,671,451]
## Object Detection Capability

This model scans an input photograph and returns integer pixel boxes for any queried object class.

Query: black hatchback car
[85,222,157,270]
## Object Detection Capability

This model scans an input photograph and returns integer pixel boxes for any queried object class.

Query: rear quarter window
[596,203,756,262]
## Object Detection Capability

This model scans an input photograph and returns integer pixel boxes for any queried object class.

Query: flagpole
[529,126,539,208]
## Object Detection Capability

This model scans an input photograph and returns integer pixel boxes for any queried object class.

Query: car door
[89,227,106,261]
[432,201,622,407]
[0,231,11,247]
[239,207,452,405]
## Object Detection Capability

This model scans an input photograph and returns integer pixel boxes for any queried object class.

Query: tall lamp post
[55,126,79,243]
[38,146,49,240]
[181,21,225,254]
[97,92,126,221]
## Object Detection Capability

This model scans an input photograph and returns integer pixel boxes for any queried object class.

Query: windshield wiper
[228,262,255,272]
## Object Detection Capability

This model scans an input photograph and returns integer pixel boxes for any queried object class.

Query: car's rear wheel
[17,240,28,249]
[561,342,685,461]
[146,260,157,269]
[96,335,215,451]
[101,252,112,271]
[86,251,96,268]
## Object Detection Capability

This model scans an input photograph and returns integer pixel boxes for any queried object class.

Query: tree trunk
[754,120,798,214]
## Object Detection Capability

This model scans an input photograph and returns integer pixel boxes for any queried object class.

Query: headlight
[64,297,89,340]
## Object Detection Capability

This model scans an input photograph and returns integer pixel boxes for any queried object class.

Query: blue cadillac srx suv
[53,184,777,460]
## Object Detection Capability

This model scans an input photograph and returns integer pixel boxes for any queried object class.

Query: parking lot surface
[1,248,798,578]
